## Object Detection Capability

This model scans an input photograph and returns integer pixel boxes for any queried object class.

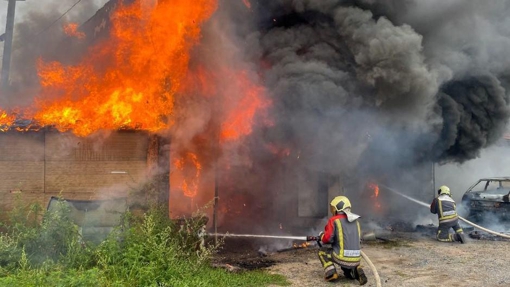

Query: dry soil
[215,231,510,287]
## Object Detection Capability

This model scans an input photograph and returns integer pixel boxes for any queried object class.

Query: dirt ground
[214,230,510,287]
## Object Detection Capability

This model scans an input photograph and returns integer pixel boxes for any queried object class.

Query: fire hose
[361,250,382,287]
[210,233,382,286]
[382,184,510,240]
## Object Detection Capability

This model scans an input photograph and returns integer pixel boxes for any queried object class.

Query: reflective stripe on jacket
[430,194,458,223]
[320,213,361,267]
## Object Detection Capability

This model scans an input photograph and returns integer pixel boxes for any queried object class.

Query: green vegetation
[0,197,288,287]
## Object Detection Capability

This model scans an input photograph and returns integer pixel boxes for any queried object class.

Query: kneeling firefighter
[317,196,367,285]
[430,185,466,243]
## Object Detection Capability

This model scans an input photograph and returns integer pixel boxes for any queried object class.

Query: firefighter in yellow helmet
[317,196,367,285]
[430,185,466,243]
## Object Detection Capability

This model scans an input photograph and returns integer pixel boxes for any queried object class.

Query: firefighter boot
[324,265,338,281]
[353,266,368,286]
[342,267,355,279]
[455,232,466,244]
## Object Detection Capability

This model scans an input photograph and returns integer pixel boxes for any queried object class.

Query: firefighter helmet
[438,185,451,196]
[330,196,351,214]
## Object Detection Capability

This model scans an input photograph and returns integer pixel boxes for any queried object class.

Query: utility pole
[1,0,23,90]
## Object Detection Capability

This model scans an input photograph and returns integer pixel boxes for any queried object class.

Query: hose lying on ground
[361,250,382,287]
[458,216,510,239]
[381,184,510,239]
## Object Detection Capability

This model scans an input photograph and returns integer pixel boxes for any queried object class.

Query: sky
[0,0,109,55]
[0,0,109,25]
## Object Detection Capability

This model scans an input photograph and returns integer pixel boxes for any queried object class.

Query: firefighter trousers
[318,249,359,279]
[436,221,463,242]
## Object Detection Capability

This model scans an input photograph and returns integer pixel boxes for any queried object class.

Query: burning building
[1,0,510,236]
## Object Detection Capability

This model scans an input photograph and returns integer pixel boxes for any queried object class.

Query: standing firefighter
[317,196,367,285]
[430,185,466,243]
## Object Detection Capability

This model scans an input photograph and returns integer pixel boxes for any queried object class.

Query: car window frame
[466,179,510,193]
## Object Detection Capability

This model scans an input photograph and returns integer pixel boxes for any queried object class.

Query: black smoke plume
[210,0,510,226]
[434,75,510,163]
[241,0,510,167]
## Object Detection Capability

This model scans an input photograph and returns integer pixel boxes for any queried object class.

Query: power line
[4,0,84,56]
[36,0,82,38]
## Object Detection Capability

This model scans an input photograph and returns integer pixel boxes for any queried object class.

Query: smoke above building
[1,0,510,226]
[208,0,510,224]
[237,0,509,167]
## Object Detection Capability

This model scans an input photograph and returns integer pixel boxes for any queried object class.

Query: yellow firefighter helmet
[330,196,352,214]
[438,185,451,196]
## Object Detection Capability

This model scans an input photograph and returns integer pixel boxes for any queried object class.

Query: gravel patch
[266,232,510,287]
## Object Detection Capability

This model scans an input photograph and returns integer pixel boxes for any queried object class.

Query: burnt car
[461,177,510,221]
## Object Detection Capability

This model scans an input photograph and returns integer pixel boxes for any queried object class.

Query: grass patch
[0,264,288,287]
[0,196,288,287]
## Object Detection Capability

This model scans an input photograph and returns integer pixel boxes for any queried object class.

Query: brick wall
[0,131,150,220]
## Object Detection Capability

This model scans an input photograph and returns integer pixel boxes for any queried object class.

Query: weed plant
[0,196,287,287]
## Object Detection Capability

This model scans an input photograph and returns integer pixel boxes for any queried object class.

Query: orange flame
[242,0,251,9]
[63,23,85,39]
[174,152,202,197]
[1,0,272,204]
[220,71,270,141]
[32,0,217,137]
[0,110,16,131]
[368,183,381,209]
[369,183,379,198]
[184,66,271,142]
[293,242,311,248]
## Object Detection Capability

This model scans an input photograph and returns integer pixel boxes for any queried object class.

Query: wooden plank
[45,131,149,161]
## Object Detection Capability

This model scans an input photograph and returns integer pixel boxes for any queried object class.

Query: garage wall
[44,132,148,195]
[0,131,149,219]
[0,133,45,215]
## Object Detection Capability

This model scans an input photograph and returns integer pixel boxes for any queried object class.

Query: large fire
[32,0,217,137]
[173,67,269,197]
[0,0,271,202]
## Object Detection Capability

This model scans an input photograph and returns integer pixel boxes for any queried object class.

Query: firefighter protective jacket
[320,213,361,267]
[430,194,458,223]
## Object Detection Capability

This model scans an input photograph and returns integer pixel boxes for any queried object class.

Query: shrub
[0,199,287,287]
[0,197,92,270]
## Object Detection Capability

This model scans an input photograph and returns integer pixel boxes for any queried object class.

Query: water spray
[208,233,315,241]
[380,184,510,240]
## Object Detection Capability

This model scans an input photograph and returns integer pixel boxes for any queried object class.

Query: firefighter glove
[318,232,324,247]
